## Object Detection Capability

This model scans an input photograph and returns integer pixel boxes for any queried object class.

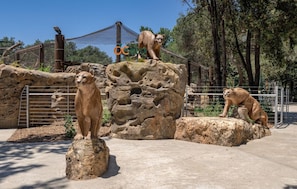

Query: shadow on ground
[0,141,70,185]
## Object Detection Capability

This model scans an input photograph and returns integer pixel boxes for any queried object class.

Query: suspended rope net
[66,21,139,45]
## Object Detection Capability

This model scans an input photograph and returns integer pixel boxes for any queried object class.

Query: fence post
[67,85,70,116]
[280,87,284,124]
[26,85,30,128]
[274,86,278,128]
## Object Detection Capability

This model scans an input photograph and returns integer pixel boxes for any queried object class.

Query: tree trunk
[254,29,261,87]
[221,18,227,87]
[209,0,222,87]
[245,30,255,87]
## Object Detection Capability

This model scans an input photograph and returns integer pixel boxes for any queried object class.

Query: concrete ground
[1,105,297,189]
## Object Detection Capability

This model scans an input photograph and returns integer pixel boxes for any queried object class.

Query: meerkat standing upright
[74,71,103,140]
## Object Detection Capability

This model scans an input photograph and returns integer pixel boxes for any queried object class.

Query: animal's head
[51,90,65,108]
[222,88,234,99]
[154,34,164,45]
[75,71,95,88]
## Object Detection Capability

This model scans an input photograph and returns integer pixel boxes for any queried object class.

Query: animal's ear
[155,34,158,38]
[91,75,96,82]
[223,88,227,91]
[89,69,95,76]
[76,70,80,74]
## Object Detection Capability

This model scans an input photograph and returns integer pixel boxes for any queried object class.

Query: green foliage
[10,61,21,67]
[64,115,76,138]
[102,108,111,125]
[38,65,52,72]
[194,101,223,117]
[65,44,112,65]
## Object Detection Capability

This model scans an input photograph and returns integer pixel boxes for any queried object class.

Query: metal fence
[18,85,288,128]
[18,85,77,128]
[182,86,288,128]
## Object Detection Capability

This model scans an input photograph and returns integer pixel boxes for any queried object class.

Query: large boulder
[174,117,271,146]
[106,60,187,139]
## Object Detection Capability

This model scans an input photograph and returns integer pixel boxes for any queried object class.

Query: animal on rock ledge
[137,30,164,60]
[74,71,103,140]
[219,87,268,127]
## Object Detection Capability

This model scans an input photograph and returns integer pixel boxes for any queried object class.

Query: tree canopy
[164,0,296,93]
[0,37,112,69]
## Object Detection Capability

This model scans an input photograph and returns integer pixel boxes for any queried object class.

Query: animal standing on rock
[137,30,164,60]
[219,87,268,126]
[74,71,103,140]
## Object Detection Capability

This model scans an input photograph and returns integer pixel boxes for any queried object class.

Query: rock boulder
[106,60,187,139]
[65,139,110,180]
[174,117,271,146]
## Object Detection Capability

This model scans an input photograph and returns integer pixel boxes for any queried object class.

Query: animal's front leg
[219,100,230,117]
[74,116,84,140]
[82,117,91,139]
[90,118,100,139]
[148,49,159,60]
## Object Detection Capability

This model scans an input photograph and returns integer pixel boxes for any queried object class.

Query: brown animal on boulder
[137,30,164,60]
[219,87,268,126]
[74,71,103,140]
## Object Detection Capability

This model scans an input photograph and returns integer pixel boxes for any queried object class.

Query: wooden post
[54,33,65,72]
[116,21,122,63]
[39,44,44,68]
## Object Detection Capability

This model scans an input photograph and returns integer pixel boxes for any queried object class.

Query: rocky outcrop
[106,60,187,139]
[66,139,109,180]
[65,63,107,94]
[174,117,271,146]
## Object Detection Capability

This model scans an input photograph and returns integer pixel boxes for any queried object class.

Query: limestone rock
[65,63,107,93]
[174,117,271,146]
[106,60,187,139]
[65,138,110,180]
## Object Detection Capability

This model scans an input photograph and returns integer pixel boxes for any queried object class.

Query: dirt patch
[7,122,111,143]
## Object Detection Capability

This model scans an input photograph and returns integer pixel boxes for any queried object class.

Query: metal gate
[18,85,77,128]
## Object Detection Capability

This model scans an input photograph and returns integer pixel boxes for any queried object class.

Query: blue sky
[1,0,188,60]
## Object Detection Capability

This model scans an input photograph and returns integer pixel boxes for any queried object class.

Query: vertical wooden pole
[116,21,122,63]
[54,34,65,72]
[39,44,44,68]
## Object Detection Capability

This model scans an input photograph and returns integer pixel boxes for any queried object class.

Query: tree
[66,45,112,65]
[0,37,23,64]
